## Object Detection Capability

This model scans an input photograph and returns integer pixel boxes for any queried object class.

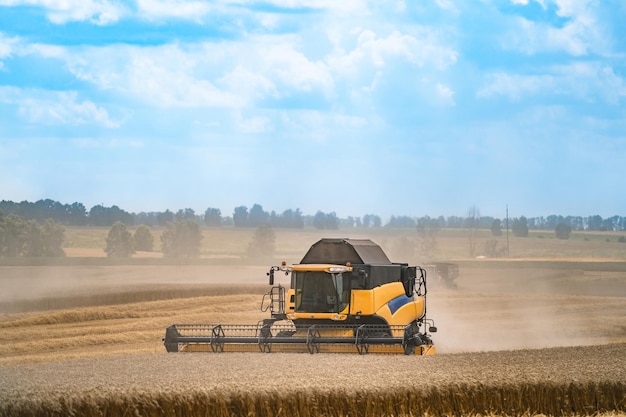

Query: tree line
[1,199,625,231]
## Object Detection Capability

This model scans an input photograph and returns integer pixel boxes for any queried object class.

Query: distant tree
[133,224,154,251]
[175,208,196,221]
[161,219,202,258]
[386,216,416,228]
[362,214,382,228]
[313,211,339,230]
[270,208,304,228]
[313,211,326,229]
[0,213,65,257]
[416,216,439,260]
[157,210,174,226]
[40,219,66,256]
[0,214,29,257]
[512,216,529,237]
[24,219,44,256]
[233,206,249,227]
[555,222,572,240]
[490,219,502,236]
[89,205,133,227]
[105,221,134,258]
[67,202,88,225]
[246,225,276,260]
[204,208,222,227]
[587,215,603,231]
[248,204,269,227]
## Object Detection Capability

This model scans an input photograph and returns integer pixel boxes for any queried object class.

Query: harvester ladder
[262,285,286,320]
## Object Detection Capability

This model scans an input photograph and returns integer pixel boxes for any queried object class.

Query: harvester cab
[164,238,437,355]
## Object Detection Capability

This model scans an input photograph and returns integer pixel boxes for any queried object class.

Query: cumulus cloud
[0,34,20,70]
[0,0,126,25]
[503,0,609,56]
[136,0,212,21]
[0,87,119,127]
[477,62,626,104]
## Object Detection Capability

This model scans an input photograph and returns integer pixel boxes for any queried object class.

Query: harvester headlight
[328,266,350,273]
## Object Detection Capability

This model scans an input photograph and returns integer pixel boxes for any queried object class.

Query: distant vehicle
[422,262,459,289]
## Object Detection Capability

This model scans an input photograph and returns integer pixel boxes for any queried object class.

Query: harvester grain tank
[164,238,437,355]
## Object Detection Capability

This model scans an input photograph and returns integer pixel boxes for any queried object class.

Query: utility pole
[506,204,510,257]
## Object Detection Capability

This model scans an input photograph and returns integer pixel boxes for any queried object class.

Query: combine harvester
[164,238,437,355]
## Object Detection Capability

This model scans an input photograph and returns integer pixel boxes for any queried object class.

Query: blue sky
[1,0,625,221]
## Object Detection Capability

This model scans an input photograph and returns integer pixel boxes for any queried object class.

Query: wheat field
[1,229,625,416]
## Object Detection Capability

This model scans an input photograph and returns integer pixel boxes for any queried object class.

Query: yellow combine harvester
[164,238,437,355]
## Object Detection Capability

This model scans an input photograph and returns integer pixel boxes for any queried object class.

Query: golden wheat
[1,345,625,416]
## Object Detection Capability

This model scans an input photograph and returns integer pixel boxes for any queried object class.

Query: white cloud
[331,29,457,73]
[0,34,19,59]
[233,112,273,134]
[218,65,278,100]
[0,87,119,127]
[0,0,126,25]
[477,62,626,104]
[504,0,608,56]
[136,0,212,21]
[477,72,554,100]
[436,82,455,106]
[258,37,334,95]
[71,138,145,148]
[0,34,20,70]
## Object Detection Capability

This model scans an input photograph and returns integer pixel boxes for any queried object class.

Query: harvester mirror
[429,326,438,333]
[402,276,415,297]
[268,269,274,286]
[401,266,416,297]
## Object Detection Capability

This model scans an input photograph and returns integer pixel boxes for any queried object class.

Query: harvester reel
[211,325,226,353]
[355,325,370,355]
[258,324,273,353]
[306,327,321,354]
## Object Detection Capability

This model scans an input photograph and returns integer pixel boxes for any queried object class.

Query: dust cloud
[1,262,625,354]
[427,266,626,353]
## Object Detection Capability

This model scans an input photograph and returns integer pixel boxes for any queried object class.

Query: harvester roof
[299,238,391,265]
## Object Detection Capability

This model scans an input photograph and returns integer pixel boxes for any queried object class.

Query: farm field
[0,228,625,416]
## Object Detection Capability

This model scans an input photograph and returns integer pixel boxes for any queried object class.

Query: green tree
[0,214,28,257]
[555,222,572,240]
[204,207,222,227]
[233,206,249,227]
[133,224,154,251]
[512,216,529,237]
[0,213,65,257]
[105,221,134,258]
[41,219,66,256]
[161,219,202,258]
[490,219,502,236]
[246,225,276,260]
[24,219,44,256]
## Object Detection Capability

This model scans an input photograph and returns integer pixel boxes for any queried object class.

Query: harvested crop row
[1,344,624,417]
